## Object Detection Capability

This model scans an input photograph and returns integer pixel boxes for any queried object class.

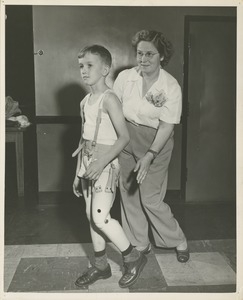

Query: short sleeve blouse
[113,67,182,129]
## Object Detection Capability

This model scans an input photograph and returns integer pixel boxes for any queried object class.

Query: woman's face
[136,41,162,75]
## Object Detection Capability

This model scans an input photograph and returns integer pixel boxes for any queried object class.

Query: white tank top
[82,90,117,145]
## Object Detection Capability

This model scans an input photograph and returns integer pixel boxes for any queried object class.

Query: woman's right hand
[73,176,82,197]
[134,152,154,184]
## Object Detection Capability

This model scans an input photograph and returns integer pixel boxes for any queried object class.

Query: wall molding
[35,116,80,124]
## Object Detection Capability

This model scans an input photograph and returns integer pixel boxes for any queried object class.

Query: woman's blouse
[82,91,117,145]
[113,67,182,129]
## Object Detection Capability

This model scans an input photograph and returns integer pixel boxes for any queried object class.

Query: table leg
[15,132,24,196]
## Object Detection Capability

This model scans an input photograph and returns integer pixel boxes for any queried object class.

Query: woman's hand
[134,121,174,184]
[83,159,106,181]
[73,176,82,197]
[134,152,154,184]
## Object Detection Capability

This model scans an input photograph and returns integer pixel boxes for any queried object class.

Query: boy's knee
[93,213,111,230]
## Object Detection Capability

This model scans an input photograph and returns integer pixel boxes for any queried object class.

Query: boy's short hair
[78,45,112,67]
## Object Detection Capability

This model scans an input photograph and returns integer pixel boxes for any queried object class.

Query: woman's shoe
[139,244,152,255]
[176,247,190,263]
[75,264,112,288]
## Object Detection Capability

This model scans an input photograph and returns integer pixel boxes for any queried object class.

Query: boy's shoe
[75,264,112,288]
[119,254,147,288]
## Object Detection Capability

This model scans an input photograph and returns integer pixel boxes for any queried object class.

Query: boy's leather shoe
[119,254,147,288]
[75,264,112,288]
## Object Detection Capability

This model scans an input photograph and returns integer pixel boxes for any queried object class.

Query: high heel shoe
[176,247,190,263]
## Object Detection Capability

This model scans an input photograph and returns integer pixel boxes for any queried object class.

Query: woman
[113,29,189,262]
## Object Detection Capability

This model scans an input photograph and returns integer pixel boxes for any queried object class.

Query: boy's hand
[73,176,82,197]
[84,159,105,181]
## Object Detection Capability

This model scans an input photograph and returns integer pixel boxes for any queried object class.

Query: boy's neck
[89,79,109,95]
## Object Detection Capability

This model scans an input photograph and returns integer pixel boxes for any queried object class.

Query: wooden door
[183,17,236,202]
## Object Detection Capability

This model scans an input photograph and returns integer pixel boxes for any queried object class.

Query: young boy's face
[78,53,109,86]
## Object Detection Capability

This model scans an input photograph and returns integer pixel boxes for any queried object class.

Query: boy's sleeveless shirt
[82,90,117,145]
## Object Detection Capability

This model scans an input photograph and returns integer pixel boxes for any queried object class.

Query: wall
[5,6,38,201]
[32,6,236,193]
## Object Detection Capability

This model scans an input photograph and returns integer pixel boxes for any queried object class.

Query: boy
[72,45,147,289]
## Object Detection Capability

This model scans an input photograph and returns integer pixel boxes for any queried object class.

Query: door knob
[34,50,44,56]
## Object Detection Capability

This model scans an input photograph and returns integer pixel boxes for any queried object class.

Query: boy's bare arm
[102,93,130,165]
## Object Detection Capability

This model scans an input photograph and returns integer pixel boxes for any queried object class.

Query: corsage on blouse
[145,90,168,107]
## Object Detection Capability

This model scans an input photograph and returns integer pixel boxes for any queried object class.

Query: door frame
[180,15,236,201]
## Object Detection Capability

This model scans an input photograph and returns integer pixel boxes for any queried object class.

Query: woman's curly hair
[132,30,174,67]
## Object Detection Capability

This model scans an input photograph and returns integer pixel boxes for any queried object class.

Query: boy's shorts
[78,140,120,193]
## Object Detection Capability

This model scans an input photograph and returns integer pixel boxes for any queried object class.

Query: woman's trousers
[118,121,185,248]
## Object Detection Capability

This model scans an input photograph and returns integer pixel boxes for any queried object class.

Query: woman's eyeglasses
[136,51,159,60]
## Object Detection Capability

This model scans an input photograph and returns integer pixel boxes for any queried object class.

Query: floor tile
[129,252,167,292]
[191,252,236,285]
[156,252,236,287]
[4,245,25,259]
[22,244,58,257]
[198,284,236,292]
[4,258,21,292]
[88,272,127,293]
[4,241,237,293]
[74,253,127,293]
[7,256,88,292]
[165,285,201,292]
[156,253,204,286]
[165,283,236,292]
[56,243,88,257]
[221,251,236,272]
